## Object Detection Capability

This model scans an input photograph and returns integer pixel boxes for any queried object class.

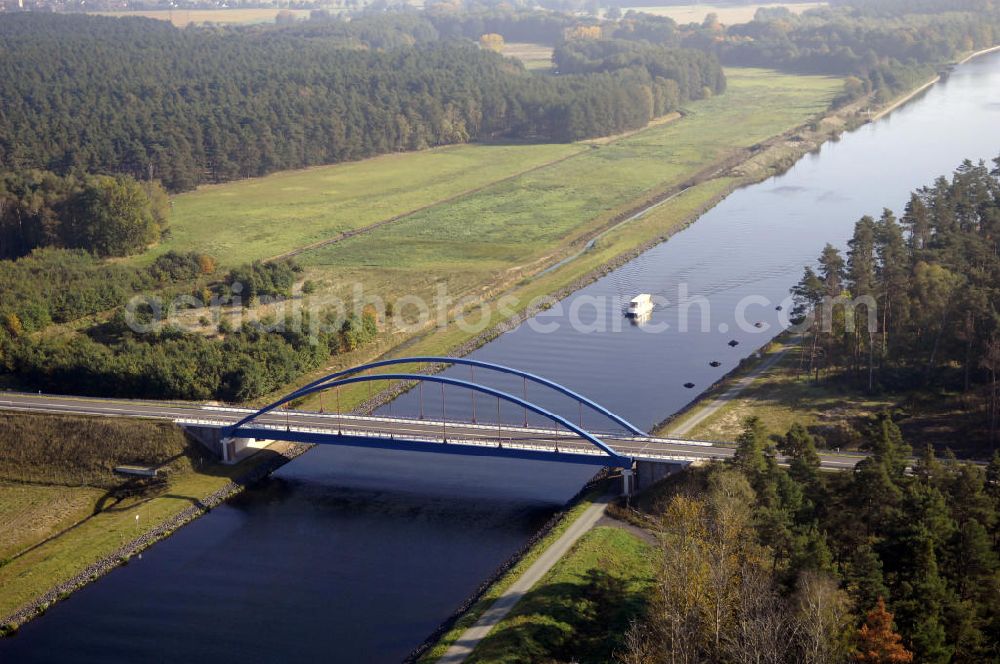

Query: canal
[3,52,999,663]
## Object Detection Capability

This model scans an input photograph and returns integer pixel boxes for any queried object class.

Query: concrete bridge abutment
[182,425,264,464]
[623,459,693,494]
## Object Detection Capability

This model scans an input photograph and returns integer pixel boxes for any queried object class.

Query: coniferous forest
[0,13,723,195]
[619,415,1000,663]
[795,157,1000,445]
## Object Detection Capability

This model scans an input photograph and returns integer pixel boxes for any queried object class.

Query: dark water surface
[3,53,1000,662]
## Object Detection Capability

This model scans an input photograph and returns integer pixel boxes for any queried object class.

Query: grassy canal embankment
[462,526,655,664]
[0,412,302,630]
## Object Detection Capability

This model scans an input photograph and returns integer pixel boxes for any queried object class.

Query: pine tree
[895,535,952,663]
[780,422,822,488]
[874,208,908,377]
[851,457,903,538]
[913,443,944,487]
[731,416,769,482]
[865,413,911,480]
[986,451,1000,511]
[846,544,889,612]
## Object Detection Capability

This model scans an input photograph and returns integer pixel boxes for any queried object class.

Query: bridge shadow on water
[223,471,561,534]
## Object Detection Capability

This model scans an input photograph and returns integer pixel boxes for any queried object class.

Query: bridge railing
[176,417,717,464]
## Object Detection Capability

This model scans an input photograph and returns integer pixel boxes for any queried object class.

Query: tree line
[793,156,1000,445]
[0,169,169,259]
[4,3,995,199]
[553,38,726,101]
[0,13,724,193]
[618,415,1000,662]
[425,3,1000,106]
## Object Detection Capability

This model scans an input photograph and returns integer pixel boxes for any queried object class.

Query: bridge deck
[0,392,866,470]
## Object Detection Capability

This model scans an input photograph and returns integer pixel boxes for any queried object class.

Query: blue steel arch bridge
[209,356,863,476]
[0,357,867,489]
[224,356,646,469]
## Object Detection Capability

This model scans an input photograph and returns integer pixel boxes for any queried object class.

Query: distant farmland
[89,8,311,27]
[502,42,555,72]
[620,2,825,25]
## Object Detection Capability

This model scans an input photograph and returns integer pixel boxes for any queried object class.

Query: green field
[466,526,655,663]
[143,143,584,267]
[155,68,839,278]
[502,42,555,72]
[296,68,841,303]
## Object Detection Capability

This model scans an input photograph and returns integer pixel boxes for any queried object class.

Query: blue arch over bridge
[224,358,638,467]
[289,356,646,436]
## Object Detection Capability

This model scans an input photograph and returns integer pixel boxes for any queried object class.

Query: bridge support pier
[183,425,262,464]
[633,459,692,492]
[620,466,635,496]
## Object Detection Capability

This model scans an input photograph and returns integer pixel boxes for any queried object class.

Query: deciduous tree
[854,598,913,663]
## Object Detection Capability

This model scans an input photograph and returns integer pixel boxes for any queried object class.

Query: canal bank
[0,440,312,634]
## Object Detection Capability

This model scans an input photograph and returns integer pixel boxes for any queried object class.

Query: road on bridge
[0,391,866,470]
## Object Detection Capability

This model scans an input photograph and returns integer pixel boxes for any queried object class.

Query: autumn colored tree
[4,312,23,338]
[563,25,602,41]
[793,571,852,664]
[197,254,217,275]
[478,33,504,52]
[853,598,914,663]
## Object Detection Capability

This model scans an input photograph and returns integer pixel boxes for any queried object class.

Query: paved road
[0,391,865,470]
[438,496,612,664]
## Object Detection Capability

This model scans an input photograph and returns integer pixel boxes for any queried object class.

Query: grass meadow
[620,2,825,25]
[502,42,556,72]
[295,68,842,304]
[0,412,292,621]
[465,526,655,663]
[141,142,584,267]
